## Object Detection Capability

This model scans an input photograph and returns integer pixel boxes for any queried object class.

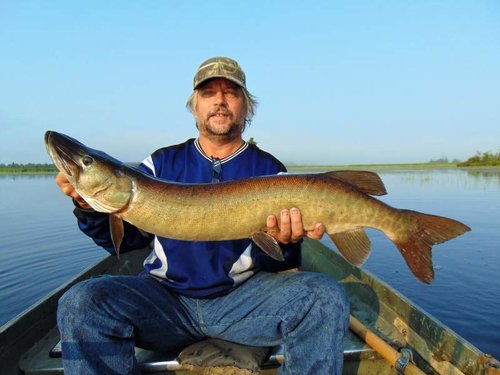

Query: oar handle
[349,315,426,375]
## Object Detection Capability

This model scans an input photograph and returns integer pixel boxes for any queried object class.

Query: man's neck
[197,135,245,159]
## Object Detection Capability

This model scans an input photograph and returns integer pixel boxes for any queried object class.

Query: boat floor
[19,326,377,374]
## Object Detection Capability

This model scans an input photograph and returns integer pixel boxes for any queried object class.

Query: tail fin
[393,210,470,284]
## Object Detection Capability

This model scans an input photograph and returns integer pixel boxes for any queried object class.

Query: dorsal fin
[322,171,387,196]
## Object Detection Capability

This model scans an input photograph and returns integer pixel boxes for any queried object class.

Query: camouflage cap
[193,57,246,89]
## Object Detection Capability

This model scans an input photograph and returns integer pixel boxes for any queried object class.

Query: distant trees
[2,149,499,171]
[428,157,450,164]
[428,151,500,167]
[428,157,461,164]
[0,163,57,173]
[458,151,500,167]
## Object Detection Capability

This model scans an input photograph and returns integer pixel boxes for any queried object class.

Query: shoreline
[1,163,499,174]
[287,164,500,172]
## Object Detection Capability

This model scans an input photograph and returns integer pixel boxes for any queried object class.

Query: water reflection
[381,168,500,190]
[462,168,500,187]
[291,167,500,190]
[0,173,56,181]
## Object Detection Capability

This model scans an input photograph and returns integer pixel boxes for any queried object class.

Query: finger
[289,207,304,242]
[279,209,291,243]
[69,190,83,201]
[55,172,83,200]
[266,214,279,236]
[306,223,326,240]
[59,182,74,195]
[56,173,73,193]
[55,173,68,188]
[75,197,92,210]
[55,172,66,183]
[54,172,92,209]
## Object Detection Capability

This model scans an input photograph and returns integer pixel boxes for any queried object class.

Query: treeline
[428,157,461,164]
[458,151,500,167]
[0,163,57,173]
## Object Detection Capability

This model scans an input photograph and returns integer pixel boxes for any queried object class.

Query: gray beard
[197,120,245,137]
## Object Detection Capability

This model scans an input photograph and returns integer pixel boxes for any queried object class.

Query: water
[0,170,498,359]
[0,174,107,326]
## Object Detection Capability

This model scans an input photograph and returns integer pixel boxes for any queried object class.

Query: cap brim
[194,75,245,89]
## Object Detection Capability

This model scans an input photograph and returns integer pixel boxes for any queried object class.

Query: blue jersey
[74,138,301,298]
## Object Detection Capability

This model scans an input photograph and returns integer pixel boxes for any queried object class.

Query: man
[56,56,349,374]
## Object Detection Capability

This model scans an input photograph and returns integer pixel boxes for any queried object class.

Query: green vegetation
[428,157,461,164]
[0,163,57,173]
[457,151,500,167]
[2,149,499,173]
[287,162,457,172]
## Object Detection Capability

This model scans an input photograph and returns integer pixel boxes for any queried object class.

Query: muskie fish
[45,131,470,283]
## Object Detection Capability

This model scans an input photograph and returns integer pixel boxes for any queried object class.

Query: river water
[0,169,498,358]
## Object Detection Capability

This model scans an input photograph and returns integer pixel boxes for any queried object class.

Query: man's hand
[55,172,92,210]
[266,208,326,244]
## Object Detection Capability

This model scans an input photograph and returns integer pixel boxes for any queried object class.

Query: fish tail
[393,210,470,284]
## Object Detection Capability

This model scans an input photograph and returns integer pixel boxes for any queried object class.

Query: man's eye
[224,90,238,97]
[200,90,215,97]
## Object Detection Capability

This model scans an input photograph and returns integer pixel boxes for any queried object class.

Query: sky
[1,1,499,166]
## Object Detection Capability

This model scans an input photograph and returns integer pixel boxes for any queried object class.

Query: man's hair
[186,86,258,130]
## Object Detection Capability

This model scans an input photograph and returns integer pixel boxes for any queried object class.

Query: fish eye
[82,155,94,166]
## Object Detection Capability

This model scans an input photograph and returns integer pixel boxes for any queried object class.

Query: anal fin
[329,229,371,266]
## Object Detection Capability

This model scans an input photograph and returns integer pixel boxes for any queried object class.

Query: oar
[349,315,426,375]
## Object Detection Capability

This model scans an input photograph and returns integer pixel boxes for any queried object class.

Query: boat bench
[19,327,376,374]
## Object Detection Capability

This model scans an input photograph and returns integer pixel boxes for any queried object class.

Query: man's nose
[213,90,227,104]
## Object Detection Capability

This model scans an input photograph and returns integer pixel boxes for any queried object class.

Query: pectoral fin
[109,215,124,257]
[329,228,371,266]
[250,231,285,261]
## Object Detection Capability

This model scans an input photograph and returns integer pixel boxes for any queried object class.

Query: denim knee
[59,279,95,312]
[299,273,349,326]
[57,279,108,330]
[308,273,349,313]
[297,272,348,304]
[279,272,349,331]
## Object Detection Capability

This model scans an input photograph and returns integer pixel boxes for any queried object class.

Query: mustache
[207,106,233,118]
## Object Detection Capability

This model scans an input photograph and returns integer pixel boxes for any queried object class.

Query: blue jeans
[57,271,349,374]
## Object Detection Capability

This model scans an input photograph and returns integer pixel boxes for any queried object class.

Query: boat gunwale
[0,248,150,374]
[302,238,496,374]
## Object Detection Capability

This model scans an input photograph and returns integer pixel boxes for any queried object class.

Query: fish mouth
[45,131,84,178]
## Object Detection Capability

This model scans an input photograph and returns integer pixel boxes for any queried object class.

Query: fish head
[45,131,133,213]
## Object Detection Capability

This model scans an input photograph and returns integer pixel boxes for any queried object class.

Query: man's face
[193,78,247,138]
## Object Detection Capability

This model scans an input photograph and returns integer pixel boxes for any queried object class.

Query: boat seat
[19,327,377,374]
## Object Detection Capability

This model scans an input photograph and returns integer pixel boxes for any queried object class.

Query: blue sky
[1,1,499,165]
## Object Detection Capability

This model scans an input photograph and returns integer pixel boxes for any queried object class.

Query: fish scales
[45,131,471,283]
[114,172,395,241]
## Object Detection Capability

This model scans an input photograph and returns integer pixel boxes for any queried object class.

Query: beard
[196,105,246,137]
